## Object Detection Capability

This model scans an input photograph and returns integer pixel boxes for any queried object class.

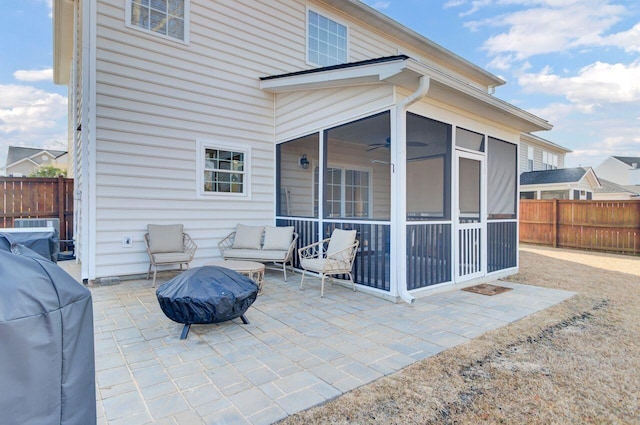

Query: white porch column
[393,76,431,304]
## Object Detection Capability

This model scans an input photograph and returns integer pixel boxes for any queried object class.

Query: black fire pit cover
[156,266,258,338]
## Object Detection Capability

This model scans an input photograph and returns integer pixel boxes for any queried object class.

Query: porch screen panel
[276,134,319,218]
[487,137,517,219]
[406,113,451,220]
[324,112,391,220]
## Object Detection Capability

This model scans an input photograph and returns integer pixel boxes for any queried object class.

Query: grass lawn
[279,245,640,424]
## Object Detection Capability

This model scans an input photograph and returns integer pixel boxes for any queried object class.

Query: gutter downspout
[395,75,431,304]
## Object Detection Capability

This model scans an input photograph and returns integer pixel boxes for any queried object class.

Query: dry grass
[278,246,640,424]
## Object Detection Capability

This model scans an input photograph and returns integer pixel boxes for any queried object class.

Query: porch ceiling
[260,58,552,133]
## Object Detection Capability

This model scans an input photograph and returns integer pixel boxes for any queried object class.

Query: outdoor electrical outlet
[122,236,133,248]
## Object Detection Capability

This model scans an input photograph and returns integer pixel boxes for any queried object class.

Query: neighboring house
[595,156,640,190]
[3,146,68,177]
[519,133,571,174]
[53,0,552,300]
[592,178,640,200]
[520,167,601,200]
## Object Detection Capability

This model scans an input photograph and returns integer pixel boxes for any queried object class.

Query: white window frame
[306,7,349,67]
[196,140,251,199]
[316,163,372,219]
[527,146,534,171]
[543,151,558,170]
[125,0,190,44]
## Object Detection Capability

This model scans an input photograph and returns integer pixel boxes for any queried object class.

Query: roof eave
[317,0,505,88]
[520,133,572,153]
[260,58,552,133]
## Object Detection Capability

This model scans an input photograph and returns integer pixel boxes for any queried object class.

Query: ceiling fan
[367,137,429,152]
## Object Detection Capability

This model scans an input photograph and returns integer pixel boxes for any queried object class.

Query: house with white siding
[519,133,570,174]
[53,0,553,301]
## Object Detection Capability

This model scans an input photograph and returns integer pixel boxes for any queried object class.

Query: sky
[1,0,639,171]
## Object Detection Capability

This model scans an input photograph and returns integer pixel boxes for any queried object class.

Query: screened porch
[275,109,519,300]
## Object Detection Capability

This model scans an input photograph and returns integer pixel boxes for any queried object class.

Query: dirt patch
[278,246,640,424]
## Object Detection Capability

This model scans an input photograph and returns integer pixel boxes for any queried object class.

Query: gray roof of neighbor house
[613,156,640,167]
[520,167,588,185]
[6,146,67,167]
[594,178,639,195]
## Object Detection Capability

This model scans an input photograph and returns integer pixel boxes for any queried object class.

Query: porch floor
[59,262,573,425]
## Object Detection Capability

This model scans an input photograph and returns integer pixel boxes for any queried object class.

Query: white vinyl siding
[93,0,286,277]
[274,84,395,142]
[84,0,517,279]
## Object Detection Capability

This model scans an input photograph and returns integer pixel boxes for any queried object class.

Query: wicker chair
[144,224,197,287]
[298,228,359,297]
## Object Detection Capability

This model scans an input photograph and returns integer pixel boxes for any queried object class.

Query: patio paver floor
[60,263,574,425]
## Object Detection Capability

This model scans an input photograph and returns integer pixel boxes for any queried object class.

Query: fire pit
[156,266,259,339]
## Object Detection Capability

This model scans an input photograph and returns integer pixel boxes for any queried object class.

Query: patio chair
[298,228,359,297]
[144,224,197,287]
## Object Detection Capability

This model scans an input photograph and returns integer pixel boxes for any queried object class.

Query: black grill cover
[0,236,96,425]
[156,266,258,325]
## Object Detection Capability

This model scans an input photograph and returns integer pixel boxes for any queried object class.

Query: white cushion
[326,229,356,256]
[232,225,264,250]
[147,224,183,253]
[262,226,294,251]
[300,257,349,273]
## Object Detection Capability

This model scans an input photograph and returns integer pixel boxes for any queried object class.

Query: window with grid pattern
[197,141,250,197]
[308,10,347,67]
[128,0,187,42]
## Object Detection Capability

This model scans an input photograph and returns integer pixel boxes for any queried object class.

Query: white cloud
[486,54,515,71]
[602,22,640,53]
[444,0,466,8]
[518,60,640,110]
[0,84,67,134]
[365,1,390,10]
[527,102,580,122]
[13,69,54,82]
[479,2,625,60]
[0,84,68,170]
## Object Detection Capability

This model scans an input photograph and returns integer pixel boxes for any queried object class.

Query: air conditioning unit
[13,218,74,261]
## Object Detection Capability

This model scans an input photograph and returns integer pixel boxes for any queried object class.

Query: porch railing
[487,220,517,272]
[277,218,391,292]
[407,223,452,289]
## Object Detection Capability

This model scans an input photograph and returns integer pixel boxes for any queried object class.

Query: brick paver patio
[60,263,574,425]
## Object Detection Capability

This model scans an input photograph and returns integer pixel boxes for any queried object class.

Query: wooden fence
[0,176,74,247]
[520,199,640,255]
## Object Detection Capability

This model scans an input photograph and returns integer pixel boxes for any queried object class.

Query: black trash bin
[0,236,96,425]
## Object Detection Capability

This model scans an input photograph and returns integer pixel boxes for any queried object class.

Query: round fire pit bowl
[156,266,259,339]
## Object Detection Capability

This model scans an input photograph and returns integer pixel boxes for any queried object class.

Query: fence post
[552,199,558,248]
[58,175,65,241]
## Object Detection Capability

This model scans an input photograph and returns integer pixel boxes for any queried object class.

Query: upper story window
[197,140,250,198]
[543,151,558,170]
[307,10,348,67]
[127,0,189,43]
[527,146,534,171]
